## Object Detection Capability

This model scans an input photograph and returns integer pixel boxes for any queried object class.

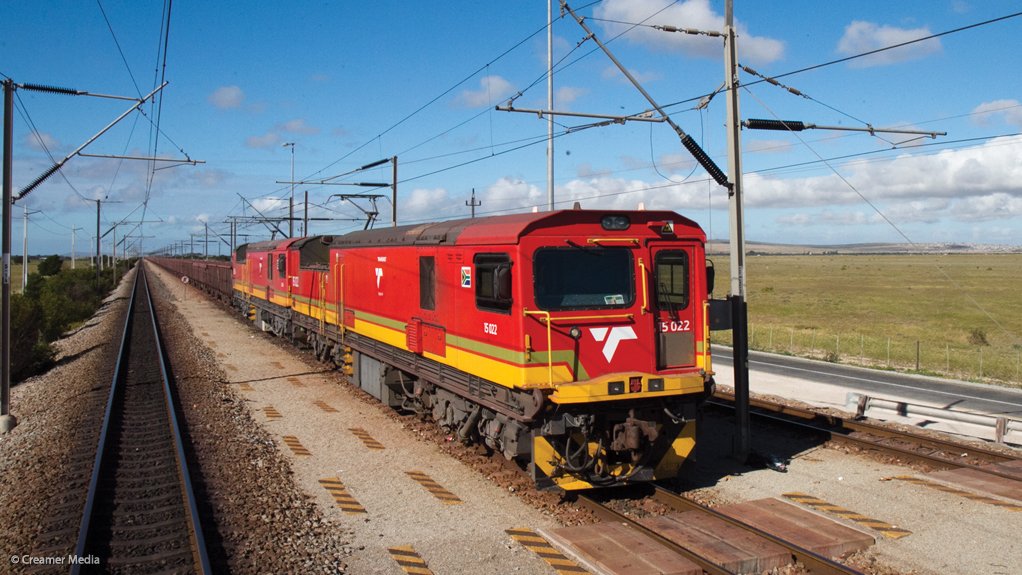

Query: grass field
[708,253,1022,386]
[9,261,40,294]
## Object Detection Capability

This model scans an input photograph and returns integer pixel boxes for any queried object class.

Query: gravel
[5,262,1018,575]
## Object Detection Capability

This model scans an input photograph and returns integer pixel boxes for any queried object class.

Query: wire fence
[714,323,1022,385]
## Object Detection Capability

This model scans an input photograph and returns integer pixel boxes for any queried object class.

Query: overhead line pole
[547,0,555,211]
[2,79,14,433]
[724,0,751,459]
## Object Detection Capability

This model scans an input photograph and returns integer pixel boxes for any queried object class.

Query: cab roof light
[601,215,630,231]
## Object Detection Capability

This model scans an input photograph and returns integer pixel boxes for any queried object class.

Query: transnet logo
[589,326,637,362]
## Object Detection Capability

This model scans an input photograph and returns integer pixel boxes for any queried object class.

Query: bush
[10,294,53,381]
[968,328,989,347]
[37,255,63,276]
[11,263,129,383]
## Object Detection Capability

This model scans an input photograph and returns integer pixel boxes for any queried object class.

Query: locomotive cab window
[533,247,634,310]
[655,251,689,310]
[474,253,512,313]
[277,254,286,277]
[419,256,436,310]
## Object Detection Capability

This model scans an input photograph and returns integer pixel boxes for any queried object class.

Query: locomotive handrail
[536,312,634,324]
[522,309,554,385]
[639,257,649,315]
[586,237,639,245]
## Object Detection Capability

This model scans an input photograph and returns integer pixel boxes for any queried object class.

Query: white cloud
[280,118,320,135]
[837,21,941,68]
[484,177,544,207]
[25,132,60,152]
[972,99,1022,129]
[245,131,280,149]
[252,198,285,213]
[405,188,449,214]
[209,85,244,109]
[595,0,784,64]
[455,76,515,108]
[556,86,588,107]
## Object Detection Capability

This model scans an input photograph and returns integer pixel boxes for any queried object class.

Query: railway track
[710,390,1020,477]
[578,488,865,575]
[71,265,211,574]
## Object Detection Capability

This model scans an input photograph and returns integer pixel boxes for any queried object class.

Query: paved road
[711,346,1022,418]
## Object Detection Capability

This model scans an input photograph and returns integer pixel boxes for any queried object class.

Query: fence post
[915,340,920,371]
[980,348,983,378]
[836,334,841,359]
[811,331,817,356]
[768,325,773,350]
[887,337,891,367]
[946,343,950,375]
[860,334,864,364]
[789,328,794,353]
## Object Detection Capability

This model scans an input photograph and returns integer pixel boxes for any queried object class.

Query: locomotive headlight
[600,215,630,231]
[569,326,582,340]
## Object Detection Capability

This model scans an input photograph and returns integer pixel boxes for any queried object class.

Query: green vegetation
[708,253,1022,386]
[10,259,134,383]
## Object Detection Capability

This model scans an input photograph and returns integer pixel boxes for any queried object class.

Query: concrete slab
[643,512,791,573]
[541,522,701,575]
[928,467,1022,502]
[716,498,875,559]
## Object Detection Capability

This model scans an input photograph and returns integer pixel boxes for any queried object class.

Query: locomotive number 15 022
[660,320,691,333]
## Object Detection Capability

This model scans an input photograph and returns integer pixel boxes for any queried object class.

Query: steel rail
[651,487,866,575]
[71,264,211,574]
[142,264,213,574]
[577,495,734,575]
[710,391,1021,480]
[71,265,140,570]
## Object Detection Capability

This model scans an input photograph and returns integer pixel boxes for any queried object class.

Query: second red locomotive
[232,208,714,490]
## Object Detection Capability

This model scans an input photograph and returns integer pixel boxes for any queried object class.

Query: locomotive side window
[267,255,273,280]
[419,256,436,310]
[474,253,512,313]
[655,251,689,310]
[533,247,634,310]
[277,254,286,277]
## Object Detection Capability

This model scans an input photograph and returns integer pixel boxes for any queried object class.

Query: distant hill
[705,240,1021,256]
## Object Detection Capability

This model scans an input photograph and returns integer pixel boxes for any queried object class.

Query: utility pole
[466,188,481,218]
[71,226,81,269]
[390,156,398,227]
[724,0,750,459]
[22,205,40,290]
[2,79,15,433]
[547,0,555,211]
[95,200,101,283]
[283,142,295,237]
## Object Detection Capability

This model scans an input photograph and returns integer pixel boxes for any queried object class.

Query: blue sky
[4,0,1022,257]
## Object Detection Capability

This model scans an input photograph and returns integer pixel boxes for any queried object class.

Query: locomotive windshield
[533,246,634,310]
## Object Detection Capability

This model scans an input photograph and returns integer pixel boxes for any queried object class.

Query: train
[154,207,715,490]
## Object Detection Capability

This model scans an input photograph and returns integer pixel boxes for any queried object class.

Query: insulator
[20,83,80,96]
[743,118,806,132]
[681,135,729,187]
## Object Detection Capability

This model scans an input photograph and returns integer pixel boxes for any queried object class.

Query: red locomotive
[225,208,714,490]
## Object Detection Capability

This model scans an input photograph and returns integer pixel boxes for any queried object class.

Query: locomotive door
[651,246,697,369]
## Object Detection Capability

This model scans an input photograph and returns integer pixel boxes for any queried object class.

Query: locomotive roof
[236,209,704,254]
[326,209,703,248]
